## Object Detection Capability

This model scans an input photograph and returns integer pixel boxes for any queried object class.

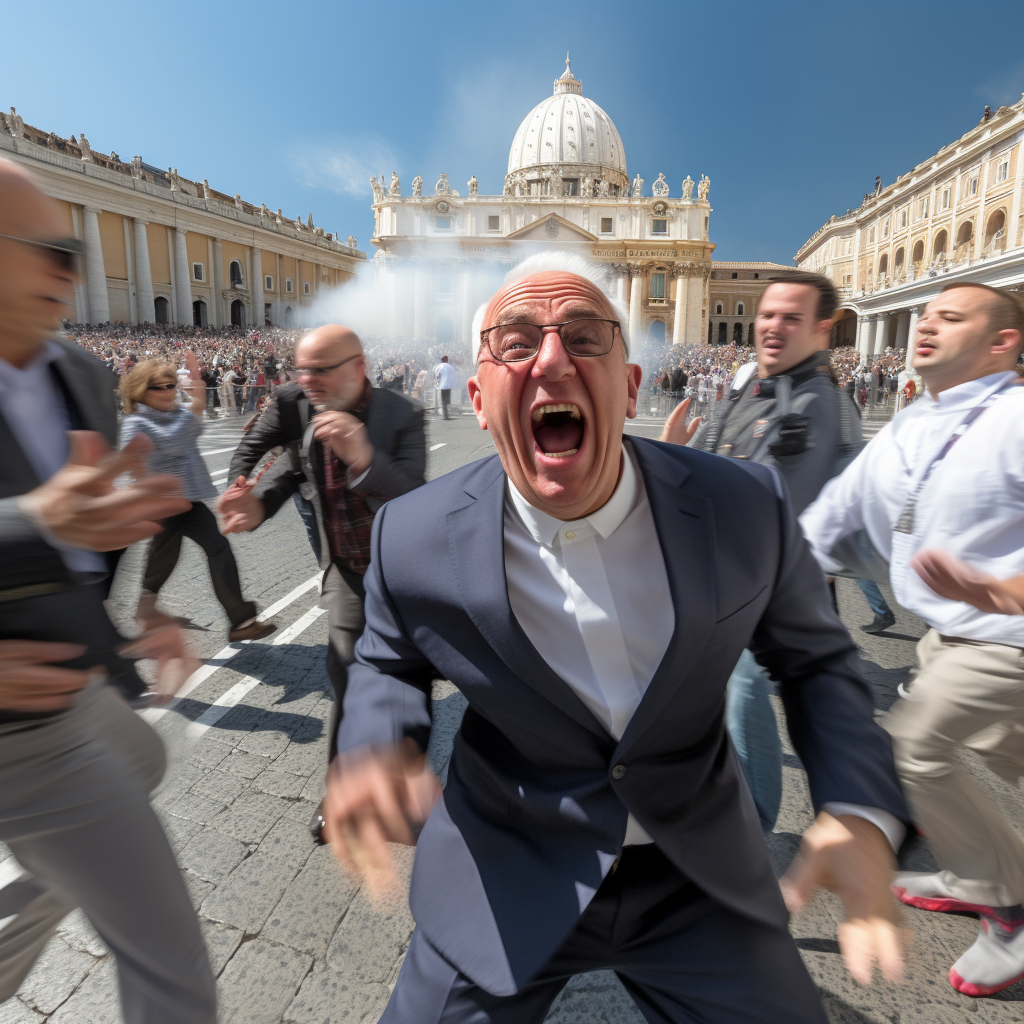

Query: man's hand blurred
[323,742,441,896]
[312,411,374,476]
[911,549,1024,615]
[0,640,91,712]
[658,397,702,448]
[17,431,188,551]
[780,812,905,985]
[120,626,201,705]
[217,476,265,534]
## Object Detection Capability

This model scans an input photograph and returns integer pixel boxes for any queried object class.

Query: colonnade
[854,307,919,370]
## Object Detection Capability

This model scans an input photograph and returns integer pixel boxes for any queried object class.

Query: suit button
[611,764,626,780]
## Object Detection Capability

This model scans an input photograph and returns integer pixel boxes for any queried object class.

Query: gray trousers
[0,682,216,1022]
[320,563,366,763]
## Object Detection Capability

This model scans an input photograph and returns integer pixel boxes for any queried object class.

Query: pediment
[507,213,597,243]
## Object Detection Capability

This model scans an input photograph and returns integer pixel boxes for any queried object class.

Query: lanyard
[893,380,1014,536]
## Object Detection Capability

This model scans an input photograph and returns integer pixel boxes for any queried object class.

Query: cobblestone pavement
[4,408,1024,1024]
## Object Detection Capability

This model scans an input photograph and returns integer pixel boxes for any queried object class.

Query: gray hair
[471,250,630,362]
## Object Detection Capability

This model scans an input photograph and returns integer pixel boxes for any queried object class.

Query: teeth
[532,403,581,422]
[543,448,578,458]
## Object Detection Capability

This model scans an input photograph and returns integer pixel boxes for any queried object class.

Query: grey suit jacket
[337,437,910,995]
[246,383,426,569]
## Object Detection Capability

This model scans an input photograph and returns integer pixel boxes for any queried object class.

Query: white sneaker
[950,918,1024,996]
[893,871,1001,918]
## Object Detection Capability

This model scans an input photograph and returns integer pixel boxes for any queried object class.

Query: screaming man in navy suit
[327,253,910,1023]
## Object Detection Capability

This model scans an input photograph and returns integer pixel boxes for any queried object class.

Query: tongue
[534,419,583,454]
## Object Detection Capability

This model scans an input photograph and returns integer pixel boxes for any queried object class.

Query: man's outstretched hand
[911,548,1024,615]
[658,397,702,448]
[0,640,92,712]
[17,431,188,551]
[781,812,905,985]
[323,742,441,896]
[218,476,265,534]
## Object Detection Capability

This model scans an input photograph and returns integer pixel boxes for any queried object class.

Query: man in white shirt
[801,282,1024,997]
[323,251,910,1023]
[433,354,458,419]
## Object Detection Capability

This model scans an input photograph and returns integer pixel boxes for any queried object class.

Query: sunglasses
[0,233,84,272]
[294,353,362,377]
[146,383,177,391]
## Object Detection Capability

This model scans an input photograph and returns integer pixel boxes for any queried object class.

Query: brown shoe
[228,618,277,642]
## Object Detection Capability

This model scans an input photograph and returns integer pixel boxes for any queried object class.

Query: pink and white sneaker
[892,871,1020,927]
[950,917,1024,997]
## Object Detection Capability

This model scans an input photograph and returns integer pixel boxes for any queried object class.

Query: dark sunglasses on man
[0,233,84,273]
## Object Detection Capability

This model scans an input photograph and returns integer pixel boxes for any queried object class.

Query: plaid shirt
[319,382,375,575]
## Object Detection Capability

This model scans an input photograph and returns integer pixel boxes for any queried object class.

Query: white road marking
[199,446,239,457]
[429,443,447,451]
[140,573,322,724]
[185,606,326,738]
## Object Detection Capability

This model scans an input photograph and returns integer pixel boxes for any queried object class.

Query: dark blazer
[338,436,910,996]
[236,381,426,568]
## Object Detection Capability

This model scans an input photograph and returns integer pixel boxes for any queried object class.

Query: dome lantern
[554,53,582,96]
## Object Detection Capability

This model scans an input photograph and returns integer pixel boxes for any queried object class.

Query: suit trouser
[381,844,826,1024]
[885,629,1024,907]
[320,564,366,763]
[440,389,451,419]
[0,682,216,1022]
[142,501,256,629]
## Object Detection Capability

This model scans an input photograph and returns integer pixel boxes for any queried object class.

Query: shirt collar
[0,339,63,384]
[506,442,640,547]
[923,370,1018,409]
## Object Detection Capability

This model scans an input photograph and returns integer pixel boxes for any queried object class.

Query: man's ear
[624,363,643,419]
[991,328,1023,358]
[467,377,488,429]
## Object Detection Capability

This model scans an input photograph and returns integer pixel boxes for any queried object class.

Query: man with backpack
[662,272,885,833]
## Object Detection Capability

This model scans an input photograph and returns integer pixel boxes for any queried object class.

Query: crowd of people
[5,155,1024,1023]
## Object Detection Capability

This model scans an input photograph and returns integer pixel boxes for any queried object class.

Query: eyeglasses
[146,382,177,391]
[479,318,620,363]
[0,233,84,272]
[294,353,362,377]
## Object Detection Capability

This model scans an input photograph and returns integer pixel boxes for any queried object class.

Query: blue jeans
[725,650,782,833]
[856,578,891,619]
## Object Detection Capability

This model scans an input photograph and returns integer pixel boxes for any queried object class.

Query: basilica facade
[369,58,715,353]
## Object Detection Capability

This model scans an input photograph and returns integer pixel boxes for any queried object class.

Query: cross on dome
[554,53,582,95]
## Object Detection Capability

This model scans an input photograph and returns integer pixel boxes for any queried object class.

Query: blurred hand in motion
[183,350,201,391]
[323,742,441,896]
[911,548,1024,615]
[217,476,265,534]
[781,812,905,985]
[120,625,200,706]
[658,397,702,448]
[17,431,188,550]
[312,411,374,476]
[0,640,90,712]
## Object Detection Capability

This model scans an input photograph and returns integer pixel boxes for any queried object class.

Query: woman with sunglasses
[119,353,277,642]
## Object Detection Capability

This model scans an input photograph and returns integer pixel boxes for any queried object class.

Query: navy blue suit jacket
[338,436,909,996]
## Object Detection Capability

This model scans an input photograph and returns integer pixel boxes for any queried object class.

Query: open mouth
[531,403,584,459]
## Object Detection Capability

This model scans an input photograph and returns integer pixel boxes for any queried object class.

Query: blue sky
[4,1,1023,263]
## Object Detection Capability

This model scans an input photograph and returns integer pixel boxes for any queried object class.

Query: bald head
[294,324,367,410]
[0,158,77,366]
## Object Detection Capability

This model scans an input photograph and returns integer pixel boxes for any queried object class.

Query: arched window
[284,306,293,327]
[717,322,727,345]
[933,230,948,261]
[715,301,723,314]
[894,248,905,271]
[154,296,169,324]
[747,323,755,345]
[912,240,924,265]
[230,299,245,327]
[647,320,666,345]
[229,260,243,287]
[878,254,888,277]
[192,298,207,327]
[984,209,1006,250]
[732,323,743,343]
[736,302,744,316]
[957,221,974,246]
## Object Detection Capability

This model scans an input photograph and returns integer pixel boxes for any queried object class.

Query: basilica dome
[506,57,628,192]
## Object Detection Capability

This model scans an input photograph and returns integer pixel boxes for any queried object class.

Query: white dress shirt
[801,371,1024,648]
[0,342,104,573]
[434,361,458,390]
[504,442,904,849]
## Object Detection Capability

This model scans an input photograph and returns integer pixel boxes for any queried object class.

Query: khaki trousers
[885,629,1024,906]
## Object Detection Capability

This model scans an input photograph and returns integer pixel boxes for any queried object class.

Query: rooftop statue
[412,175,423,197]
[681,175,694,199]
[370,176,384,203]
[8,107,24,138]
[631,173,644,197]
[468,175,478,196]
[652,172,669,196]
[78,133,93,161]
[388,171,401,197]
[698,174,710,200]
[347,235,357,249]
[435,173,451,195]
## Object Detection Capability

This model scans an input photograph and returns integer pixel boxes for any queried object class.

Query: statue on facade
[388,170,401,197]
[681,175,694,199]
[369,175,384,202]
[260,203,269,219]
[78,133,92,162]
[874,175,882,195]
[598,179,610,197]
[8,107,24,138]
[307,213,314,229]
[412,175,422,197]
[580,174,592,198]
[652,172,669,196]
[347,235,357,249]
[631,173,644,196]
[130,156,143,179]
[46,132,58,149]
[0,112,9,136]
[233,193,243,209]
[468,174,478,196]
[435,173,451,195]
[168,168,181,192]
[697,174,710,200]
[295,215,303,230]
[315,226,325,237]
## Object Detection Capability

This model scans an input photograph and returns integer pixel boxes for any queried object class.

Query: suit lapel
[447,458,611,740]
[0,407,40,493]
[616,439,718,753]
[50,348,111,439]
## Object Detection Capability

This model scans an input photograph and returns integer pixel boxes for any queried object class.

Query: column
[252,247,264,327]
[863,315,880,360]
[627,265,644,347]
[893,309,911,352]
[880,312,898,354]
[123,218,137,325]
[69,206,88,323]
[905,307,920,371]
[133,219,155,324]
[206,238,219,326]
[684,273,705,347]
[167,230,177,323]
[211,239,224,326]
[81,206,109,324]
[854,315,869,357]
[413,265,427,341]
[174,229,192,324]
[671,271,688,346]
[460,267,474,364]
